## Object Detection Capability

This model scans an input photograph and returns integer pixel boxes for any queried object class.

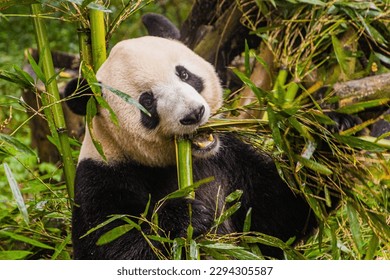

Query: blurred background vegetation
[0,0,389,260]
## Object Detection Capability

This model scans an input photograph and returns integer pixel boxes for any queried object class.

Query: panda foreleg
[158,197,214,239]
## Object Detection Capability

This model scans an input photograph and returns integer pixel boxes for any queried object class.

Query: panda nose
[180,105,205,125]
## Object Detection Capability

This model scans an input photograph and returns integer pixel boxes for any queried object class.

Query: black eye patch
[139,91,160,129]
[175,65,204,94]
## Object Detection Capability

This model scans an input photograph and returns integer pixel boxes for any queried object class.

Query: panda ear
[64,78,92,116]
[142,13,181,40]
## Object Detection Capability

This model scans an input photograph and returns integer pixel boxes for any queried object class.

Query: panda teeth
[192,133,215,149]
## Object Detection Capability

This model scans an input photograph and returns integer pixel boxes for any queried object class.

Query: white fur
[79,36,223,166]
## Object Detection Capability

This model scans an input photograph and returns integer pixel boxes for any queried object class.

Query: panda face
[136,63,211,136]
[83,36,223,166]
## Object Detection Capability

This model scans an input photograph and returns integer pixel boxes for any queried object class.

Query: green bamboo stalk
[89,7,107,71]
[78,23,93,66]
[30,3,75,201]
[175,136,194,198]
[284,81,299,103]
[273,68,288,97]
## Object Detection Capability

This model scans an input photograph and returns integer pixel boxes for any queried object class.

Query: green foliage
[0,137,72,259]
[0,0,389,260]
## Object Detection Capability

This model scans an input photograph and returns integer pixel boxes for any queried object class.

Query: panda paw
[158,198,214,238]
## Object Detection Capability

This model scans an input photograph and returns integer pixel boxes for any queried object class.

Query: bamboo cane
[175,136,194,197]
[89,8,107,71]
[30,3,75,201]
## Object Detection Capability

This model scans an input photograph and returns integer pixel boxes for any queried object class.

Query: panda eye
[139,92,154,109]
[175,65,204,94]
[177,68,189,81]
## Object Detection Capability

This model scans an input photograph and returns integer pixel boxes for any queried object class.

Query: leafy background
[0,0,389,260]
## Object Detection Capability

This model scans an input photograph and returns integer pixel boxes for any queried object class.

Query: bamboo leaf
[200,247,230,260]
[97,83,151,117]
[202,243,243,250]
[346,203,364,255]
[224,248,262,260]
[80,214,127,238]
[243,208,252,232]
[172,238,184,260]
[335,135,386,152]
[267,107,284,152]
[86,97,106,161]
[0,251,32,260]
[374,51,390,65]
[232,68,266,101]
[26,50,46,83]
[81,63,101,93]
[332,35,349,77]
[225,189,243,203]
[164,177,214,200]
[357,14,386,45]
[297,0,325,6]
[81,65,119,126]
[288,116,314,141]
[300,184,327,220]
[0,67,34,89]
[365,234,379,260]
[51,233,71,260]
[0,133,36,158]
[145,235,172,243]
[12,65,35,87]
[189,239,199,260]
[96,224,135,246]
[0,230,54,250]
[140,194,151,221]
[254,54,271,78]
[337,98,390,114]
[294,154,333,175]
[3,163,30,225]
[330,220,340,259]
[215,202,241,227]
[186,224,194,241]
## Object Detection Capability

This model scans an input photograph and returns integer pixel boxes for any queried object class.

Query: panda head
[98,36,222,136]
[65,17,223,166]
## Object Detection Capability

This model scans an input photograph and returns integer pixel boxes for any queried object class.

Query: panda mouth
[191,133,219,158]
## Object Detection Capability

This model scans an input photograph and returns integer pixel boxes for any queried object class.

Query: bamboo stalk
[175,136,194,199]
[89,7,107,71]
[285,81,299,103]
[78,23,93,66]
[30,4,75,201]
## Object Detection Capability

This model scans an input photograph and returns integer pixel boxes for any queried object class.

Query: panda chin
[191,133,220,159]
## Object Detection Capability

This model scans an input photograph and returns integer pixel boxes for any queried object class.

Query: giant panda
[64,14,332,260]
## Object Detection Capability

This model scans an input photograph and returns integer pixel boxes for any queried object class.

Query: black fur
[63,78,92,116]
[139,91,160,129]
[72,134,316,259]
[176,65,204,93]
[142,13,181,40]
[325,112,363,134]
[370,109,390,139]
